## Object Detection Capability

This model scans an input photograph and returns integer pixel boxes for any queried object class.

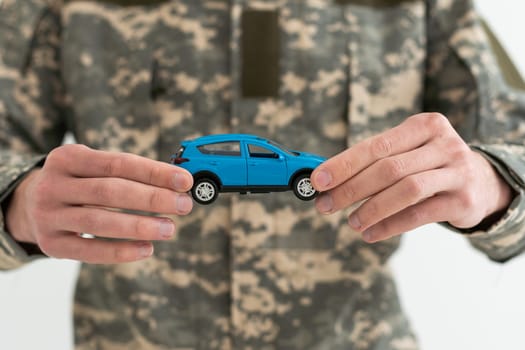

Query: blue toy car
[171,134,326,204]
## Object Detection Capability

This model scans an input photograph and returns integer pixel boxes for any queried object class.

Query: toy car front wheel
[292,173,317,201]
[192,178,219,205]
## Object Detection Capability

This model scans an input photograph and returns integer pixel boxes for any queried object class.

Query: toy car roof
[182,134,270,145]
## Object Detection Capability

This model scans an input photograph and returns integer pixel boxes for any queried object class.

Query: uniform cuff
[0,153,47,270]
[442,144,525,262]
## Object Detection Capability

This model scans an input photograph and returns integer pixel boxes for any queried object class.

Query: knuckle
[448,138,471,162]
[64,143,90,153]
[370,136,393,159]
[147,189,163,211]
[113,246,130,262]
[404,175,425,199]
[46,147,69,168]
[447,135,467,150]
[103,156,123,177]
[340,156,353,177]
[406,206,424,225]
[340,181,356,202]
[382,157,406,180]
[133,217,152,240]
[458,190,477,212]
[148,165,162,186]
[44,150,62,169]
[46,144,87,169]
[423,112,450,131]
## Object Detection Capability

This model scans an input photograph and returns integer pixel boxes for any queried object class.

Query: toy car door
[245,142,287,186]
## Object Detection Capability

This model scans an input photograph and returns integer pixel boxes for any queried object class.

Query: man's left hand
[311,113,514,242]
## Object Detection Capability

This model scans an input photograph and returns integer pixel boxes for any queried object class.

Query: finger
[311,113,450,191]
[360,193,457,243]
[60,177,193,215]
[58,206,176,241]
[347,169,461,233]
[316,141,449,214]
[40,234,154,264]
[51,144,193,192]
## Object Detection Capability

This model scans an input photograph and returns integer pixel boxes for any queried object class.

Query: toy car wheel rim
[195,182,215,202]
[297,178,315,198]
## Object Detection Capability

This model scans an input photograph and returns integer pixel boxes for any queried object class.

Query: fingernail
[315,170,332,189]
[159,220,175,239]
[348,213,362,230]
[173,173,191,190]
[176,195,193,214]
[138,242,153,258]
[316,194,333,214]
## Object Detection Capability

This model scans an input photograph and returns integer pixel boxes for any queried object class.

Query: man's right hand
[5,144,194,264]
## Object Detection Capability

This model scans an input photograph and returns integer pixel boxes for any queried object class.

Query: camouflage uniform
[1,0,525,349]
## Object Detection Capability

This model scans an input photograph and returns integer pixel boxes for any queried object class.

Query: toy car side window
[248,144,279,159]
[198,141,241,156]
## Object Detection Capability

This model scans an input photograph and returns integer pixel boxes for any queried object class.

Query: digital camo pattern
[422,0,525,261]
[0,0,524,349]
[0,0,66,269]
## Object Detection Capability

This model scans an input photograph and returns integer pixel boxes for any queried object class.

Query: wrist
[5,169,41,244]
[492,173,515,214]
[485,159,515,218]
[474,151,515,229]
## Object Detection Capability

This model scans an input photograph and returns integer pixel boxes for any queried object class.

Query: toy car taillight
[172,157,189,165]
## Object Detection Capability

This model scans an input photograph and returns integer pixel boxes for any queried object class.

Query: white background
[0,1,524,349]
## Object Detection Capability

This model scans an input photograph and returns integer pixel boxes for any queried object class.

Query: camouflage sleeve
[424,0,525,262]
[0,0,67,270]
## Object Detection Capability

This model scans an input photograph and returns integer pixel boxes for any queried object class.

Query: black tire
[191,178,219,205]
[292,173,317,201]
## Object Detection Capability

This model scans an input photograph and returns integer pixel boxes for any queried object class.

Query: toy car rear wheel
[292,173,317,201]
[192,178,219,205]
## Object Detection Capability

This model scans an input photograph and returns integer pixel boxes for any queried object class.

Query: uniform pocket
[447,13,507,143]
